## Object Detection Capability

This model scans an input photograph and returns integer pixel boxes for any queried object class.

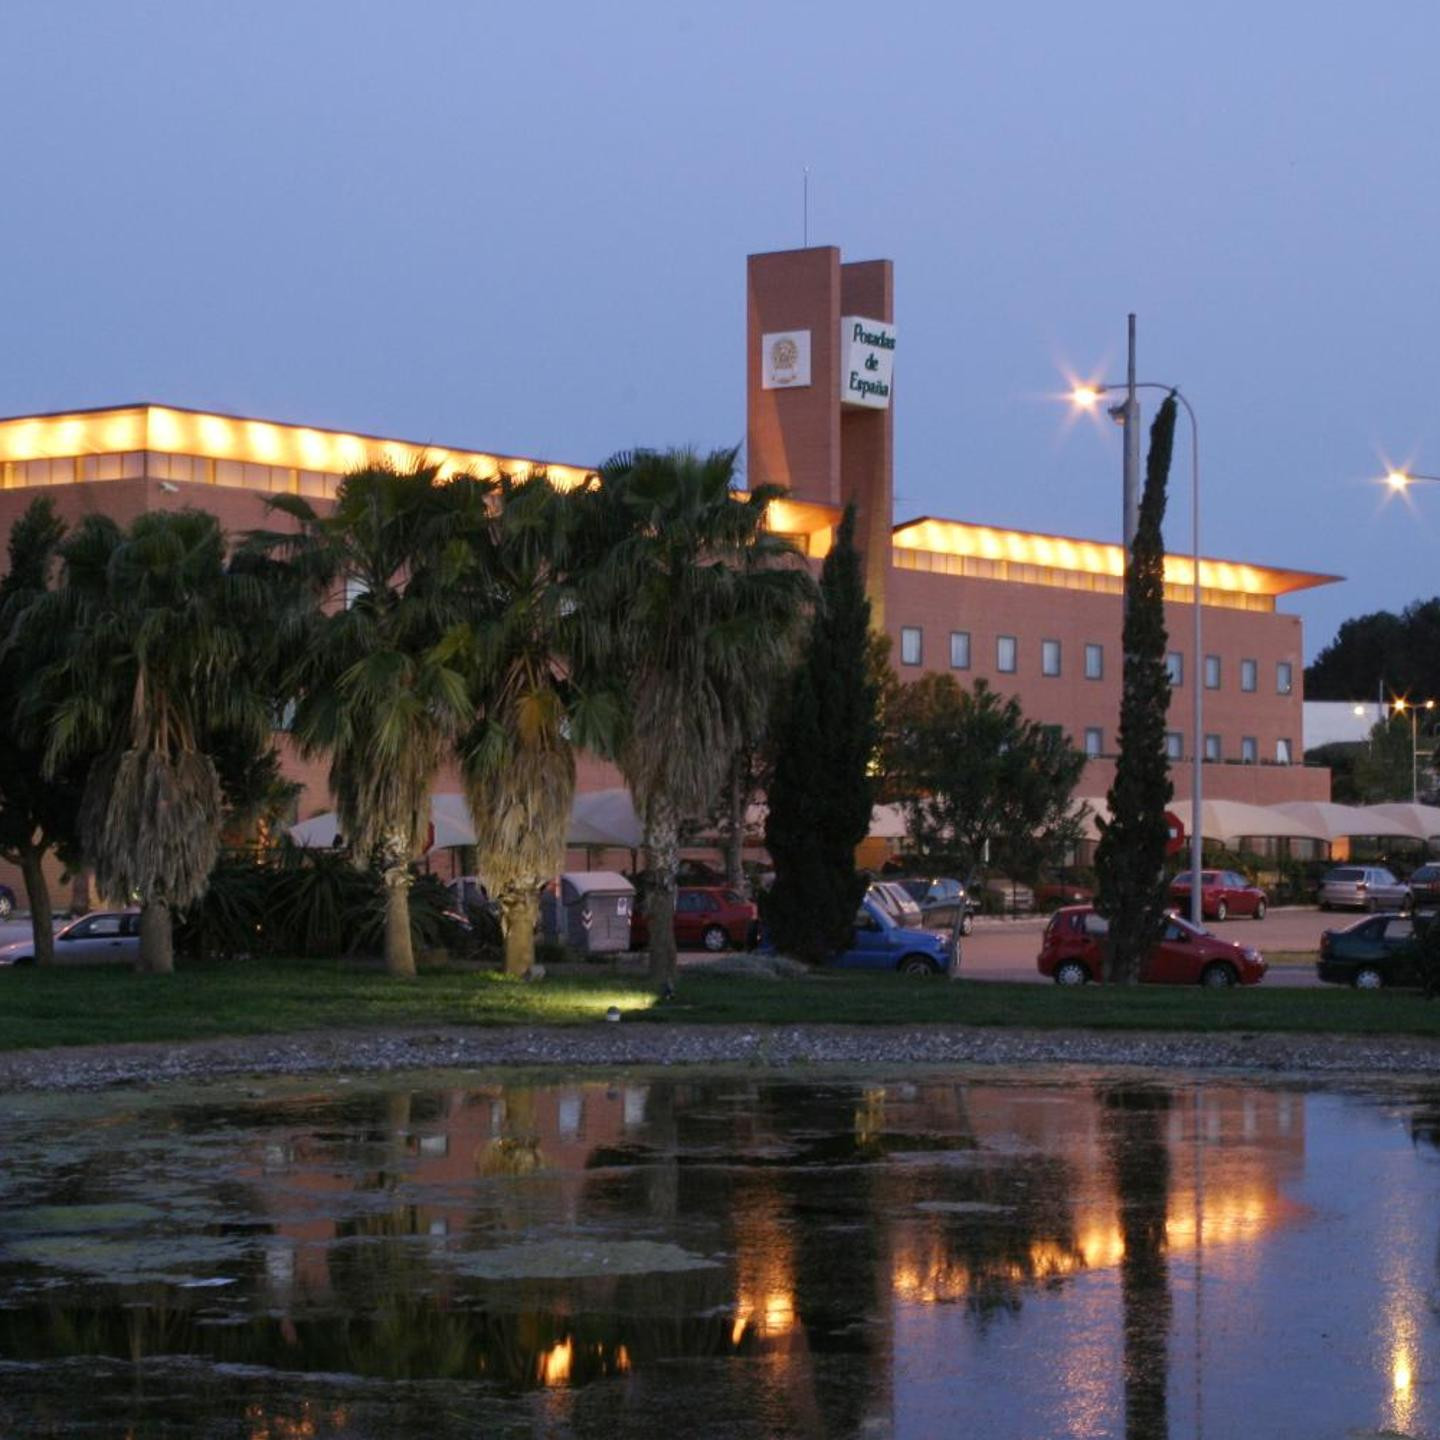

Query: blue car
[828,894,958,975]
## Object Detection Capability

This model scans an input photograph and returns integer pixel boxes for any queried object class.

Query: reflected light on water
[540,1337,573,1386]
[243,1401,348,1439]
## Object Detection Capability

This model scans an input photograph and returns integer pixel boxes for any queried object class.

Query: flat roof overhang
[893,514,1341,599]
[0,402,596,489]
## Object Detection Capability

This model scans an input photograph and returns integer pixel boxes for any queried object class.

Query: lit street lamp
[1390,697,1436,803]
[1385,468,1440,490]
[1072,376,1204,927]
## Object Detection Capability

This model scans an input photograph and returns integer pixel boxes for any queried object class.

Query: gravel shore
[3,1022,1440,1093]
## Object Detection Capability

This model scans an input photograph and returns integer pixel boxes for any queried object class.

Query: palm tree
[455,471,621,978]
[247,462,483,978]
[24,509,276,973]
[0,498,86,967]
[589,447,814,986]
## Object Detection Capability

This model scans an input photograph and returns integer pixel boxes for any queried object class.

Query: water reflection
[0,1073,1435,1437]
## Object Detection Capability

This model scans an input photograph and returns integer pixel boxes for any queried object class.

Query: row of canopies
[1074,799,1440,846]
[288,790,915,852]
[288,792,1440,856]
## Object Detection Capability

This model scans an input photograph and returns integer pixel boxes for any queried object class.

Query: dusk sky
[4,2,1436,660]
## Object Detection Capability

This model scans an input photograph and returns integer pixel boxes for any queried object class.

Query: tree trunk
[382,866,417,979]
[139,898,173,974]
[500,885,539,978]
[646,803,680,988]
[725,752,747,895]
[71,868,97,913]
[18,846,56,968]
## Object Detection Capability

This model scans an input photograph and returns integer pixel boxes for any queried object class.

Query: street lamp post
[1390,697,1436,803]
[1073,379,1204,928]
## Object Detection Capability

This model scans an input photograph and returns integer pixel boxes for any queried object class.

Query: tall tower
[746,247,896,626]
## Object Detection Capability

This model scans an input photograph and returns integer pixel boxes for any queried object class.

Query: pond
[2,1065,1439,1439]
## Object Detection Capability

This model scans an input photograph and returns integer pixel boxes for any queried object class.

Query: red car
[630,886,759,952]
[1037,905,1267,988]
[1167,869,1268,921]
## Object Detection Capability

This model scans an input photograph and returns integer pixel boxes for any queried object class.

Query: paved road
[958,906,1348,987]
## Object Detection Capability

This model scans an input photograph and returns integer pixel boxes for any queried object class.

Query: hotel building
[0,248,1337,901]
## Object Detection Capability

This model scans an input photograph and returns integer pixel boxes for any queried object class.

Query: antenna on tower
[803,167,809,248]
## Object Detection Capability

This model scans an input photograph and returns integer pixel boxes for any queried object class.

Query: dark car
[1037,905,1266,988]
[893,877,976,936]
[1408,863,1440,909]
[1168,869,1268,921]
[1317,912,1424,989]
[0,883,13,920]
[631,886,759,952]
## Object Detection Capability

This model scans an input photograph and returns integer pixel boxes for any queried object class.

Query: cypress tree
[1096,395,1177,983]
[765,505,878,963]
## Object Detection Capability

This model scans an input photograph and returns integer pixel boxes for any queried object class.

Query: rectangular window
[1276,737,1293,764]
[1084,727,1103,757]
[1241,736,1257,763]
[1277,661,1294,695]
[1165,732,1184,760]
[1084,643,1104,680]
[949,630,970,670]
[997,635,1017,673]
[900,627,922,666]
[1240,658,1258,692]
[1042,639,1062,677]
[1204,655,1222,690]
[1204,733,1222,761]
[1166,652,1184,687]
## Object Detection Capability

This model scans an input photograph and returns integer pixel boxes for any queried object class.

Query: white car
[0,909,141,967]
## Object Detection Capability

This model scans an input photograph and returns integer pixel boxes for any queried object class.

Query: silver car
[1318,866,1411,913]
[0,909,141,966]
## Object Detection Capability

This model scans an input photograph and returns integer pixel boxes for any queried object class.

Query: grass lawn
[3,956,1440,1051]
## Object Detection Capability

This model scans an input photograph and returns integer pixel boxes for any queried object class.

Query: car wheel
[1367,897,1380,913]
[1253,899,1267,921]
[701,925,729,953]
[12,955,34,967]
[1214,900,1228,922]
[1200,962,1238,989]
[1354,966,1384,991]
[898,955,937,976]
[1054,960,1089,986]
[1319,900,1331,912]
[0,893,12,919]
[960,913,974,937]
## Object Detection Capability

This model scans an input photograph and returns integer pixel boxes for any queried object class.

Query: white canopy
[1272,800,1394,841]
[567,789,645,848]
[1166,798,1325,845]
[287,797,476,851]
[1360,803,1440,841]
[288,787,646,853]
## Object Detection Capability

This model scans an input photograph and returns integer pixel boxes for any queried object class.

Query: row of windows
[1080,729,1294,763]
[0,451,345,499]
[1166,652,1294,694]
[899,626,1295,695]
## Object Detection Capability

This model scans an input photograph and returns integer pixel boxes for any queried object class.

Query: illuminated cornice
[893,515,1340,598]
[0,403,594,489]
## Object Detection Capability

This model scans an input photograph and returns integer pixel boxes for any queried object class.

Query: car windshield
[897,880,927,901]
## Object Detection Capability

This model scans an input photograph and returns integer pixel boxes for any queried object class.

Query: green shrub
[175,847,473,962]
